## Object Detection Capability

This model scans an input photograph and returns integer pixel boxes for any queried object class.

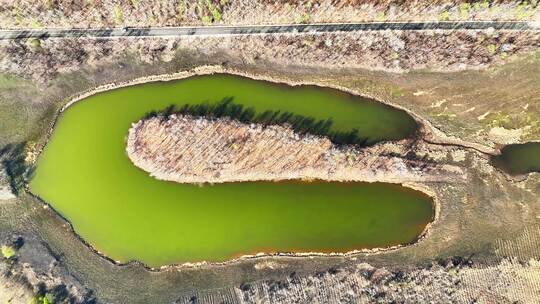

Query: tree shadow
[1,142,35,195]
[144,97,371,147]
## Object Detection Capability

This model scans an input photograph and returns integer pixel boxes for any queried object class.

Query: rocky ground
[0,0,538,29]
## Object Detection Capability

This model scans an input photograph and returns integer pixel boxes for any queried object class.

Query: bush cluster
[0,142,33,195]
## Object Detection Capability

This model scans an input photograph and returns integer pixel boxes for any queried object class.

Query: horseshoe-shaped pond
[30,74,434,267]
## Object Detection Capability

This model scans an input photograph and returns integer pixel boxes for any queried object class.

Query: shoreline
[26,180,439,271]
[26,65,498,271]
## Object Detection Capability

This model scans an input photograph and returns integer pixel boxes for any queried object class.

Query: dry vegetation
[228,258,540,304]
[127,114,461,184]
[0,0,538,29]
[1,30,537,85]
[0,234,95,304]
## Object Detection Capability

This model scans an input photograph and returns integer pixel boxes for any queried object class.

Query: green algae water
[30,74,433,266]
[491,142,540,175]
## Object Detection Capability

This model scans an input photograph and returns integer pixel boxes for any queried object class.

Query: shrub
[27,38,41,51]
[206,0,222,22]
[1,142,33,195]
[459,3,472,19]
[1,245,16,259]
[439,10,450,21]
[30,294,54,304]
[114,5,124,25]
[487,44,497,55]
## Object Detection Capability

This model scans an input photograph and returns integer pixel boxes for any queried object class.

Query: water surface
[491,142,540,175]
[30,74,432,266]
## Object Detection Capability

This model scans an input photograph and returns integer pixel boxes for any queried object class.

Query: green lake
[491,142,540,175]
[30,74,433,266]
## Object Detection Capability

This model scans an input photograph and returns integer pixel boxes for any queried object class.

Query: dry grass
[0,0,537,29]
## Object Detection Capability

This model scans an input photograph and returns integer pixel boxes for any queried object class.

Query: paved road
[0,21,538,40]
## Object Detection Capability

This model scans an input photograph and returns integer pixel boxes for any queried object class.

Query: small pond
[491,142,540,175]
[30,74,433,266]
